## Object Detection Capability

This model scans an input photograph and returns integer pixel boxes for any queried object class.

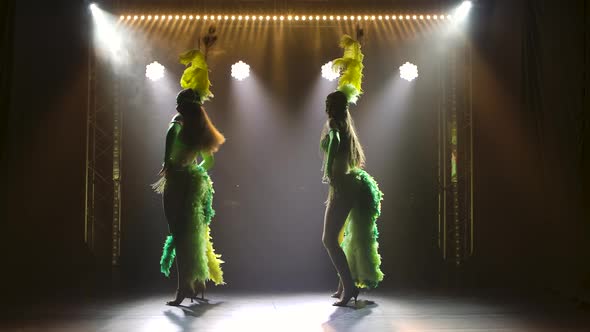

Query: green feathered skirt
[153,164,224,286]
[333,168,384,289]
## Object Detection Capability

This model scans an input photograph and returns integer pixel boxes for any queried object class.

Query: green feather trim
[340,168,384,289]
[158,164,224,285]
[160,235,176,277]
[332,35,364,104]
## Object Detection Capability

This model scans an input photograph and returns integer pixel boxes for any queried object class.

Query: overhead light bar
[118,13,455,23]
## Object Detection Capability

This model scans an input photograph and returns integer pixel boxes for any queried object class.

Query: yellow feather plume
[332,35,364,104]
[179,49,213,102]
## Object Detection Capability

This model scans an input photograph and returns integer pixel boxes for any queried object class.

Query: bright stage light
[231,61,250,81]
[321,61,340,81]
[90,5,123,61]
[455,1,473,21]
[146,61,165,81]
[399,62,418,82]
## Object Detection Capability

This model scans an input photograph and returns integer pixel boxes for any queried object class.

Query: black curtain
[521,0,590,298]
[0,0,14,165]
[0,0,14,301]
[582,0,590,295]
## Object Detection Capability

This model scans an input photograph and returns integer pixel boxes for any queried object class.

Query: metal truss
[438,37,474,266]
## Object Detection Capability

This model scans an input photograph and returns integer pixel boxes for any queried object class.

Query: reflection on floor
[1,290,589,331]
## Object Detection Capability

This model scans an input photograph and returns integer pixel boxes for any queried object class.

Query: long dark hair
[176,89,225,153]
[321,90,365,170]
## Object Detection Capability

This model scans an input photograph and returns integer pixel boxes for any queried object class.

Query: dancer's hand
[158,163,168,176]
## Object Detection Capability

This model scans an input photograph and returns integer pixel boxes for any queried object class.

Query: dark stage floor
[1,290,589,331]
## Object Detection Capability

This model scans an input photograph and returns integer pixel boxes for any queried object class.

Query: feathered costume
[153,43,224,290]
[323,35,384,289]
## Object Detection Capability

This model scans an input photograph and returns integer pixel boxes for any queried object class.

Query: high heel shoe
[332,287,359,307]
[331,282,343,298]
[331,291,342,299]
[166,289,189,306]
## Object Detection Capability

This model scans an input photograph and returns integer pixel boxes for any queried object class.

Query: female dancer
[153,39,225,306]
[321,35,384,307]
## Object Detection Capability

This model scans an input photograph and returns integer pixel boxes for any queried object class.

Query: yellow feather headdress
[178,49,213,102]
[331,35,364,104]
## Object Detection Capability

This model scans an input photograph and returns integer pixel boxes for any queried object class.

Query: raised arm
[324,128,341,182]
[199,151,215,171]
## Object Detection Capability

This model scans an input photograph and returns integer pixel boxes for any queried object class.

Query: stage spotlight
[455,1,472,21]
[146,61,165,81]
[399,62,418,82]
[321,61,339,81]
[231,61,250,81]
[90,4,123,61]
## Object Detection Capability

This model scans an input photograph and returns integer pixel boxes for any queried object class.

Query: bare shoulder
[171,114,183,124]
